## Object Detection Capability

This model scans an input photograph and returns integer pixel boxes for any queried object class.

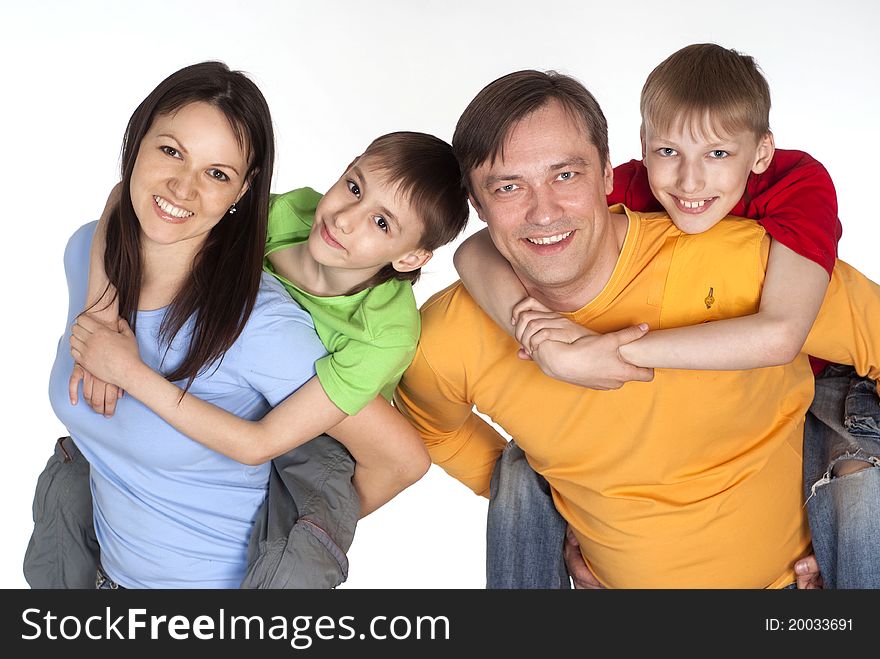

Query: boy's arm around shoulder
[453,227,528,338]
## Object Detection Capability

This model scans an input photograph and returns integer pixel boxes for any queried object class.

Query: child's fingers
[85,371,106,416]
[117,317,134,336]
[511,297,550,324]
[68,364,83,405]
[75,313,101,332]
[526,326,572,351]
[513,310,559,346]
[71,322,92,342]
[102,383,119,418]
[82,369,95,409]
[624,364,654,383]
[69,333,86,355]
[609,323,650,347]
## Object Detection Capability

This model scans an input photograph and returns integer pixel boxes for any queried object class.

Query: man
[394,70,880,588]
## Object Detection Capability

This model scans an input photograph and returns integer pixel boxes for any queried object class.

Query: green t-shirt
[264,188,420,416]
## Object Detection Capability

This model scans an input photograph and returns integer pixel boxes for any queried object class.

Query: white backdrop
[1,0,877,589]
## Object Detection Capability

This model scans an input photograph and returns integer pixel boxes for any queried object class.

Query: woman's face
[130,101,250,252]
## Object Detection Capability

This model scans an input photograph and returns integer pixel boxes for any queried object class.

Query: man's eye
[160,146,181,158]
[374,216,389,232]
[208,169,229,182]
[709,150,730,159]
[346,180,361,197]
[558,171,575,181]
[499,184,518,193]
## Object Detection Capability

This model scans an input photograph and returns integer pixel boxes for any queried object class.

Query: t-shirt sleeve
[803,260,880,392]
[316,331,417,416]
[742,150,841,276]
[393,326,506,498]
[265,188,322,254]
[237,287,328,407]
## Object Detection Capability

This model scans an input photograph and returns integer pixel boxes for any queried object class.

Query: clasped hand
[511,298,654,390]
[69,313,139,416]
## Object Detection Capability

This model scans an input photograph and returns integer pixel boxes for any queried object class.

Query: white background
[1,0,877,589]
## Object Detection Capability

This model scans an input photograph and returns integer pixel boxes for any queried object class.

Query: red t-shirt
[608,149,841,373]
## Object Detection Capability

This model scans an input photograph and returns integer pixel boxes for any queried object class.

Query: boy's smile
[306,155,431,288]
[642,119,774,234]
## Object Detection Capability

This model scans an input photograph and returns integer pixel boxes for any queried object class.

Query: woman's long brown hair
[103,61,275,392]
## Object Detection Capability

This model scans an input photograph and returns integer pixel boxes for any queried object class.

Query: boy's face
[642,119,774,234]
[309,154,431,275]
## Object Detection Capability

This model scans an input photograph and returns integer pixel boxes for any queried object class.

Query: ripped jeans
[487,367,880,589]
[803,365,880,588]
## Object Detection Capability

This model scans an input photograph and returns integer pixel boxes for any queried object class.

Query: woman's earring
[228,202,237,215]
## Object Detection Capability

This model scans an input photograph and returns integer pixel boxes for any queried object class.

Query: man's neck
[524,211,628,312]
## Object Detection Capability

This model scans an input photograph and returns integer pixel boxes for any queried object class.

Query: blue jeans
[487,367,880,588]
[486,440,569,588]
[803,365,880,589]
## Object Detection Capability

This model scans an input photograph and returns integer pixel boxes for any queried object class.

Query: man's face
[468,101,615,306]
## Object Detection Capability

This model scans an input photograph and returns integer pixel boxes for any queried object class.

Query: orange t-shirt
[396,207,880,588]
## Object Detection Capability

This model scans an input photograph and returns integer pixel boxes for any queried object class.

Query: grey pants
[24,435,359,589]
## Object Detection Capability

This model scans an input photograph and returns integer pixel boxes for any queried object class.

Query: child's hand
[68,362,124,417]
[512,297,597,357]
[530,324,654,390]
[69,313,141,391]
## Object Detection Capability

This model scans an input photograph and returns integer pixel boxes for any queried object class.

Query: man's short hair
[453,70,609,194]
[640,43,771,139]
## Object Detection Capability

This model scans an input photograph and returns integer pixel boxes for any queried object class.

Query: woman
[37,62,351,588]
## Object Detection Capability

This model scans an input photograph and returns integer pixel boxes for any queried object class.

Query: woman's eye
[160,146,181,158]
[207,169,229,182]
[346,180,361,197]
[374,216,389,232]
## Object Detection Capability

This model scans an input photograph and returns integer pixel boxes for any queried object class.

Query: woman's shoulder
[65,221,97,253]
[249,272,319,331]
[63,221,98,273]
[231,272,326,368]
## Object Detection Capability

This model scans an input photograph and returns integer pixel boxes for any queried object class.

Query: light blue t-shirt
[48,222,327,588]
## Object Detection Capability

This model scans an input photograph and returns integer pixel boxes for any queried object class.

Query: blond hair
[640,43,771,140]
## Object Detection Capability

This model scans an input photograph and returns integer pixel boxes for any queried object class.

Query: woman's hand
[70,313,142,392]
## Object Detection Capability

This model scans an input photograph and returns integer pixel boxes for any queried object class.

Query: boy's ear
[639,124,647,159]
[468,193,487,223]
[751,132,775,175]
[392,248,432,273]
